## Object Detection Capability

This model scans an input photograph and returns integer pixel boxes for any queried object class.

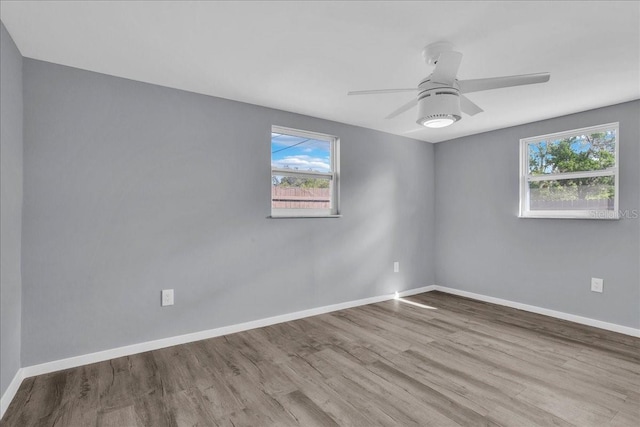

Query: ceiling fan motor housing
[416,87,461,127]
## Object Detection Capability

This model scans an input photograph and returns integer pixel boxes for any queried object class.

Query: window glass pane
[528,176,615,211]
[272,175,331,210]
[527,129,616,175]
[271,133,331,173]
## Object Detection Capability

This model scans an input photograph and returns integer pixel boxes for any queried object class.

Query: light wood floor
[2,291,639,426]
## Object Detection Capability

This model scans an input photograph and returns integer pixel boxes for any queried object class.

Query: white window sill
[519,213,620,220]
[268,215,342,219]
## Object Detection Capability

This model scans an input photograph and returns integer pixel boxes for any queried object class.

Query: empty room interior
[1,1,639,426]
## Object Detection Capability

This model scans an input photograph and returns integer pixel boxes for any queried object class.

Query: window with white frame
[271,126,339,217]
[519,122,619,219]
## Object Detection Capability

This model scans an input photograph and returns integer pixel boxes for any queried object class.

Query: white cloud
[272,155,331,172]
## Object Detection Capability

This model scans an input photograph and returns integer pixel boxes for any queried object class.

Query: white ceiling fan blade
[460,95,484,116]
[347,88,417,96]
[430,51,463,85]
[385,98,418,119]
[458,72,550,94]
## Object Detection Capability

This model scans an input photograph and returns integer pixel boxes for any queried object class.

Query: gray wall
[0,21,23,396]
[21,59,435,366]
[11,43,638,372]
[435,101,640,329]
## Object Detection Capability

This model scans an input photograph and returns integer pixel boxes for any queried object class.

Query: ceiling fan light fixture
[347,42,550,130]
[420,116,457,128]
[416,91,461,128]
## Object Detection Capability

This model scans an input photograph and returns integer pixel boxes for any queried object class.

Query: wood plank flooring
[2,291,639,426]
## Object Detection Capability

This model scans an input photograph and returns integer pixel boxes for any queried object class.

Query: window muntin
[519,123,619,219]
[271,126,339,217]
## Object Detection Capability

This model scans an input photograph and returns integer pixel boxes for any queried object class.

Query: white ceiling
[1,1,638,143]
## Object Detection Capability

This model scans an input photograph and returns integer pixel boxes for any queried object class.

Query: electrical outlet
[591,278,603,293]
[161,289,174,306]
[394,262,400,273]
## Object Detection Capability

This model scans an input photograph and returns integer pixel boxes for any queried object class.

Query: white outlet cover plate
[162,289,174,306]
[591,278,603,293]
[394,262,400,273]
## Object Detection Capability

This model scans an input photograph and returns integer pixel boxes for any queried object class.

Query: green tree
[528,132,615,202]
[275,176,329,189]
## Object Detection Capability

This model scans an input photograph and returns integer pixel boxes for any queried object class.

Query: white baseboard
[0,368,24,420]
[399,285,436,297]
[3,282,637,419]
[2,285,434,418]
[432,285,640,338]
[19,285,436,381]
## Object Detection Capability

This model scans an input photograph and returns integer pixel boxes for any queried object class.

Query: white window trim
[519,122,619,220]
[271,126,340,218]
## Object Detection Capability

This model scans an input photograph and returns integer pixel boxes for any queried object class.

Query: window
[271,126,339,217]
[519,123,619,219]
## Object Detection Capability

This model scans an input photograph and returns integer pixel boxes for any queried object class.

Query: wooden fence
[271,187,331,208]
[530,198,613,210]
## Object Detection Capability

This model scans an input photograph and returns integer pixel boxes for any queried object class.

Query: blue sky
[271,133,331,173]
[528,131,616,173]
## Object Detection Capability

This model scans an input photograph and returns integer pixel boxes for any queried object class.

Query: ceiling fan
[348,42,550,129]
